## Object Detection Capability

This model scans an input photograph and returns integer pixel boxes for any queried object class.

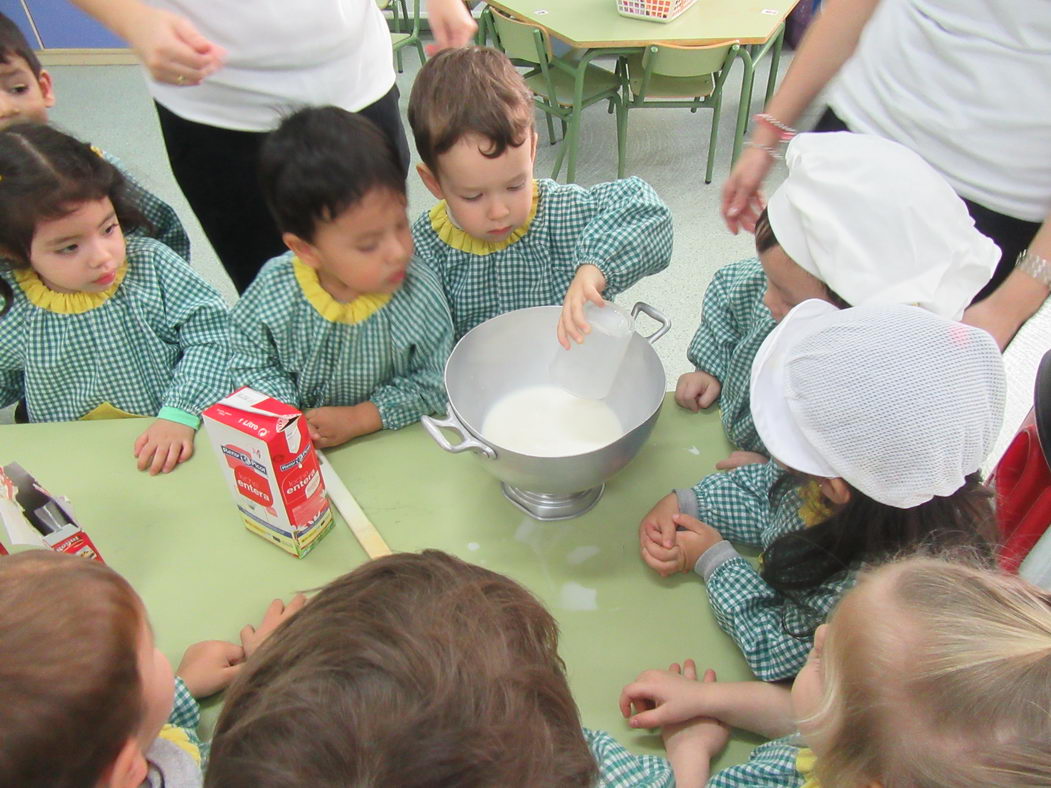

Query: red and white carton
[202,388,334,558]
[0,463,104,562]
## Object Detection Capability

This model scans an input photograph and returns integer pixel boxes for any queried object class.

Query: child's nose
[0,95,19,119]
[488,199,510,220]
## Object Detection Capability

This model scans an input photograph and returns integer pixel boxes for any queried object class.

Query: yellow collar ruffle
[15,265,127,314]
[429,180,540,255]
[796,746,820,788]
[292,257,391,324]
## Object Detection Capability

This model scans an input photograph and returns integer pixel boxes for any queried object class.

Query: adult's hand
[720,145,772,234]
[426,0,478,51]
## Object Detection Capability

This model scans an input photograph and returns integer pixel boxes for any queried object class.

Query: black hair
[762,470,997,635]
[0,13,41,78]
[0,123,144,316]
[258,106,406,243]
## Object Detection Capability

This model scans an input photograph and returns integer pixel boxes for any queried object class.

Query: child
[207,550,676,787]
[640,300,1005,681]
[229,107,453,450]
[620,554,1051,787]
[0,550,302,786]
[677,132,999,458]
[0,124,230,474]
[407,46,673,344]
[0,12,190,261]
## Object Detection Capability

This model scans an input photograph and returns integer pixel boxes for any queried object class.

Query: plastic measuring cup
[551,300,635,400]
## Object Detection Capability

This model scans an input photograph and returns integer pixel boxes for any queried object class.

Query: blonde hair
[812,555,1051,787]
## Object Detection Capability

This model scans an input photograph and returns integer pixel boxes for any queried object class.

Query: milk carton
[202,388,334,558]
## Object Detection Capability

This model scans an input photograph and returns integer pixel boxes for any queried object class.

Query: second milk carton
[203,388,334,557]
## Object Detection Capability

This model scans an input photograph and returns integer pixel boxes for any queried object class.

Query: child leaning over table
[676,132,998,460]
[641,301,1004,681]
[621,554,1051,787]
[206,550,677,787]
[229,107,454,449]
[0,124,229,475]
[0,550,303,787]
[407,46,673,344]
[0,12,190,261]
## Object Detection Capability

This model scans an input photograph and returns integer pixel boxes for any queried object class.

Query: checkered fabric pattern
[229,253,453,430]
[168,676,207,762]
[708,736,806,788]
[0,236,231,426]
[686,257,776,454]
[584,729,674,787]
[688,462,855,681]
[102,150,192,262]
[412,177,673,338]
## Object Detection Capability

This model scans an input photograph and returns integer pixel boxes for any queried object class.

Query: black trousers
[155,84,411,294]
[813,107,1040,302]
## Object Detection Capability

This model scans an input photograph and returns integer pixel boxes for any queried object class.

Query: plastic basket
[616,0,698,23]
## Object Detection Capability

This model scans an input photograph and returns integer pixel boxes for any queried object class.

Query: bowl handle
[631,302,672,345]
[421,410,497,460]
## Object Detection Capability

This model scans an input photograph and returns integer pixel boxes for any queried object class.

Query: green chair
[386,0,425,72]
[486,6,625,183]
[621,40,743,184]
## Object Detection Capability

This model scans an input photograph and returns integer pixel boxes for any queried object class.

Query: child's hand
[177,640,245,698]
[619,659,722,729]
[714,450,769,471]
[673,513,725,570]
[662,663,731,788]
[304,403,381,449]
[675,371,722,412]
[558,264,607,349]
[134,419,196,475]
[241,594,308,659]
[639,493,684,576]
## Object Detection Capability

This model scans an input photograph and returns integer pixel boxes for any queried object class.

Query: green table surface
[486,0,797,47]
[0,395,763,768]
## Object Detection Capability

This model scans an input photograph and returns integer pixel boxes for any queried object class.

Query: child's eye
[460,194,482,202]
[56,243,79,255]
[508,182,525,192]
[102,221,120,236]
[9,84,27,95]
[357,244,379,253]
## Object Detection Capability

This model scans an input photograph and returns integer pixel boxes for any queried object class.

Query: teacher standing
[73,0,477,293]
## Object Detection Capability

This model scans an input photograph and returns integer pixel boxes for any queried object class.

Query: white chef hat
[750,299,1005,508]
[765,133,999,320]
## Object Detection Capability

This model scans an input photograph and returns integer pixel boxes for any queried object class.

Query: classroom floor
[21,39,1051,465]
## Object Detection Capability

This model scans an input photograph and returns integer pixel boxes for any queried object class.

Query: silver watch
[1017,249,1051,289]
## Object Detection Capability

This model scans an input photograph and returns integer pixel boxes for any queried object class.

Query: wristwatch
[1017,249,1051,289]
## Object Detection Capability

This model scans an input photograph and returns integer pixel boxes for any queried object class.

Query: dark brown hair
[754,206,850,308]
[0,13,42,78]
[0,551,145,786]
[408,46,534,174]
[207,550,598,787]
[0,123,144,315]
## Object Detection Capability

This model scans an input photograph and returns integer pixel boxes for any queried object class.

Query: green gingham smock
[0,236,231,428]
[686,257,775,454]
[708,736,807,787]
[412,177,673,338]
[677,462,854,682]
[229,253,453,430]
[584,729,673,787]
[101,150,191,262]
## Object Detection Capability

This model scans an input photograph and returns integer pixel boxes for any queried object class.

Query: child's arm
[228,271,301,406]
[659,664,731,788]
[366,266,455,432]
[582,729,675,787]
[621,662,795,740]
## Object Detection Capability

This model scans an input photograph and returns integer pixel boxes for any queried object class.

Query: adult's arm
[964,213,1051,350]
[426,0,478,50]
[69,0,224,85]
[721,0,882,233]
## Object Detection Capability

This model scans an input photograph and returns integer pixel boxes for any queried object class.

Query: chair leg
[551,134,567,180]
[706,93,723,185]
[732,56,755,164]
[614,96,626,179]
[415,39,427,66]
[396,47,404,73]
[765,25,785,108]
[545,110,557,146]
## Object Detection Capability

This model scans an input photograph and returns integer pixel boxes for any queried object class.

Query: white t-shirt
[827,0,1051,222]
[147,0,396,132]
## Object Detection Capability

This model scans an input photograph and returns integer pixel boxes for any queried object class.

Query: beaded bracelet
[755,113,796,142]
[745,141,782,160]
[1017,249,1051,289]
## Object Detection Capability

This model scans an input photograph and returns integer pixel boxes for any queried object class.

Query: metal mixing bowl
[422,303,669,519]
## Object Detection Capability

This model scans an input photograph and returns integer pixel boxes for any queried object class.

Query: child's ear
[529,127,538,162]
[818,477,852,506]
[38,70,55,109]
[417,163,445,201]
[100,737,148,788]
[282,232,320,270]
